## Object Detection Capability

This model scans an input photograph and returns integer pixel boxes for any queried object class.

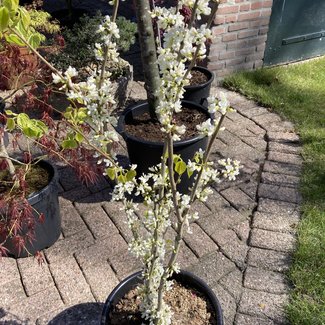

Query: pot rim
[118,100,211,147]
[184,66,215,90]
[101,269,224,325]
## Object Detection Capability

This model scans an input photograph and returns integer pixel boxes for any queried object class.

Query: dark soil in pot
[0,163,50,196]
[190,69,209,86]
[184,66,214,107]
[101,270,223,325]
[124,106,207,142]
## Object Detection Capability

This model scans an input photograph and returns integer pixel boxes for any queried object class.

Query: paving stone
[3,286,64,324]
[211,229,238,247]
[211,284,237,325]
[253,212,299,234]
[251,113,282,129]
[109,249,142,280]
[239,106,269,118]
[219,268,243,303]
[261,171,300,188]
[59,185,92,201]
[244,267,289,294]
[241,136,267,152]
[258,183,302,204]
[266,120,295,133]
[87,175,110,193]
[45,229,95,264]
[221,187,257,212]
[59,166,83,191]
[59,197,88,237]
[267,132,300,143]
[190,200,213,218]
[223,118,257,137]
[230,99,258,112]
[235,313,274,325]
[198,206,247,235]
[247,247,292,272]
[250,229,296,253]
[75,234,128,263]
[239,289,289,323]
[36,302,103,325]
[50,256,94,304]
[17,257,54,296]
[102,200,133,242]
[258,198,300,217]
[75,202,119,239]
[269,141,302,155]
[205,189,230,211]
[0,257,20,284]
[239,180,259,200]
[247,123,266,135]
[263,160,302,176]
[183,223,218,258]
[232,220,250,241]
[219,235,249,269]
[0,278,26,308]
[268,151,303,165]
[188,251,236,288]
[75,252,119,302]
[218,134,265,162]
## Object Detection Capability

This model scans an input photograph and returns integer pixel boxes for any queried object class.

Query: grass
[223,57,325,324]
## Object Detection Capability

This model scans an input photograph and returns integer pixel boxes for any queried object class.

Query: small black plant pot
[2,160,61,258]
[117,101,210,193]
[101,270,224,325]
[183,66,215,107]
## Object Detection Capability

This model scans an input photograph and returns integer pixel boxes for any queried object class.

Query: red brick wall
[208,0,273,80]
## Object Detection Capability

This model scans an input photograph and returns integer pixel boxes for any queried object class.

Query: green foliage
[5,110,48,138]
[49,13,136,72]
[0,0,45,48]
[29,9,60,35]
[223,58,325,324]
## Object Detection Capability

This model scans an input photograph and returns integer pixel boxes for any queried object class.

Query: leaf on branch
[0,7,10,32]
[106,167,116,180]
[175,160,187,175]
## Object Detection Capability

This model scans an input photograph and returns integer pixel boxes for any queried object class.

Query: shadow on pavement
[48,303,104,325]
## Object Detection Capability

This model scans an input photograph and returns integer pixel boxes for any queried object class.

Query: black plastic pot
[183,66,215,107]
[101,270,224,325]
[3,160,61,258]
[118,101,210,193]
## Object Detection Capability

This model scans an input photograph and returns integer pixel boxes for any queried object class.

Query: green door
[264,0,325,66]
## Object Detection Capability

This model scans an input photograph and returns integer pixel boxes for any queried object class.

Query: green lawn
[223,58,325,325]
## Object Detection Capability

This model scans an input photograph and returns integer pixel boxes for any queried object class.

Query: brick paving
[0,85,303,324]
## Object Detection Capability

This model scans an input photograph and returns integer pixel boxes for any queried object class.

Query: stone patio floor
[0,83,302,325]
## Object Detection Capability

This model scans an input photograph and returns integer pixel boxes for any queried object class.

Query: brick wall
[208,0,273,80]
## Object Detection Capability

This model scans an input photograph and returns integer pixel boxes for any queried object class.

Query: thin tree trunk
[134,0,160,118]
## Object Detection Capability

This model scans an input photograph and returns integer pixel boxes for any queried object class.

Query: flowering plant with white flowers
[1,0,242,323]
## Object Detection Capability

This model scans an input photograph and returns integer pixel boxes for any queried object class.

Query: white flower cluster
[51,15,121,155]
[95,15,120,62]
[153,4,213,141]
[218,158,242,181]
[179,0,212,19]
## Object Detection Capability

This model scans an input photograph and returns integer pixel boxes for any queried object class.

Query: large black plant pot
[183,66,215,107]
[118,101,210,193]
[2,160,61,257]
[101,270,224,325]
